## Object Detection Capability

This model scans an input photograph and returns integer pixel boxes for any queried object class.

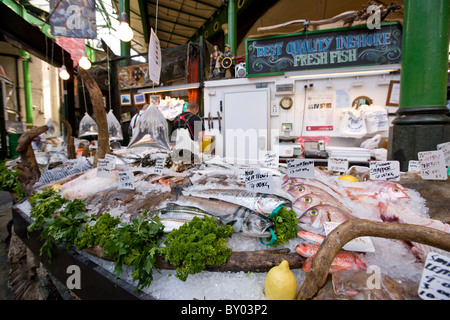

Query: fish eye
[308,208,318,216]
[297,186,305,192]
[303,196,312,203]
[392,188,400,192]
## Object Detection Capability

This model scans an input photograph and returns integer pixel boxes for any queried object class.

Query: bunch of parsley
[162,216,234,282]
[75,212,120,250]
[102,213,165,290]
[0,161,24,200]
[39,198,95,262]
[28,188,67,233]
[267,206,299,247]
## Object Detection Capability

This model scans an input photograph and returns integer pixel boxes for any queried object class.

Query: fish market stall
[9,140,450,300]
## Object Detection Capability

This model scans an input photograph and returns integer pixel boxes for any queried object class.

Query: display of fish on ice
[297,204,356,235]
[180,188,292,214]
[58,168,119,199]
[295,243,367,273]
[169,183,274,237]
[379,201,450,261]
[342,181,410,202]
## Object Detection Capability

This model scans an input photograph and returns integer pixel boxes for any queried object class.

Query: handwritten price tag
[97,159,111,178]
[418,150,448,180]
[244,169,273,194]
[286,159,315,178]
[369,161,400,181]
[262,151,279,168]
[328,157,349,172]
[118,172,135,190]
[408,160,421,173]
[418,252,450,300]
[437,142,450,166]
[152,156,167,175]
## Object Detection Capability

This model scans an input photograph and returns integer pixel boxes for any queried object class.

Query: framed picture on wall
[386,80,400,106]
[133,93,146,105]
[120,93,132,106]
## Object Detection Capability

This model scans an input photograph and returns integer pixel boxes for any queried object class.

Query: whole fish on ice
[181,188,291,214]
[295,243,367,273]
[149,204,212,233]
[293,193,353,216]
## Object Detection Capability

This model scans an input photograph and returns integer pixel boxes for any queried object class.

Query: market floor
[0,191,13,300]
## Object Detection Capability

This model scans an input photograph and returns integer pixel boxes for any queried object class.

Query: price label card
[369,161,400,181]
[408,160,421,173]
[97,159,111,178]
[118,172,135,190]
[286,159,315,178]
[323,222,375,252]
[437,142,450,166]
[262,151,279,168]
[105,154,117,169]
[418,150,448,180]
[244,169,273,194]
[152,156,167,175]
[418,252,450,300]
[328,157,349,172]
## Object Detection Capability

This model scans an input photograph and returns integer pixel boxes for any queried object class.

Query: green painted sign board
[245,23,402,77]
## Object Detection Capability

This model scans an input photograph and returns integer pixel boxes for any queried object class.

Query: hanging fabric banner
[49,0,97,39]
[148,28,162,85]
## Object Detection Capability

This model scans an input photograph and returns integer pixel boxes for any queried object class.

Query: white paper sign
[369,161,400,181]
[323,222,375,252]
[96,159,111,178]
[418,150,448,180]
[118,172,135,190]
[408,160,421,173]
[148,28,161,85]
[437,142,450,166]
[245,169,273,193]
[328,157,349,172]
[262,151,279,168]
[418,252,450,300]
[104,154,117,170]
[286,159,315,178]
[152,156,167,175]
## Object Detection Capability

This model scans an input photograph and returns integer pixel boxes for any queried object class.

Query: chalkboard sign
[245,23,402,77]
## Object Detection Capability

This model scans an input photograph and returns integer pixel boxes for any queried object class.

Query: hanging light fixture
[117,12,134,42]
[78,51,91,70]
[59,46,70,80]
[59,65,70,80]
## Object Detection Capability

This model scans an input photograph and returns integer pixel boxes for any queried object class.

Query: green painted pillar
[227,0,237,54]
[20,49,33,128]
[119,0,131,66]
[388,0,450,170]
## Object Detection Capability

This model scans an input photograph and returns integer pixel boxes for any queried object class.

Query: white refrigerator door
[223,89,269,164]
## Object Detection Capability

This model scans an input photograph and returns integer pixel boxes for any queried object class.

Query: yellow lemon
[264,260,297,300]
[51,184,62,191]
[338,175,359,182]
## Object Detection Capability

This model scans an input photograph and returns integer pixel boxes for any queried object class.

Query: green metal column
[398,0,449,112]
[388,0,450,170]
[119,0,131,66]
[20,49,33,128]
[227,0,237,54]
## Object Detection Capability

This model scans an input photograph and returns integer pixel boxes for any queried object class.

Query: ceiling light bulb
[79,56,91,70]
[118,21,134,42]
[59,65,70,80]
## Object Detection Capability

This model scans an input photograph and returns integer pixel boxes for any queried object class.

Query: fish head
[242,211,275,237]
[295,243,319,258]
[383,186,410,200]
[293,194,322,212]
[286,185,308,199]
[298,206,324,232]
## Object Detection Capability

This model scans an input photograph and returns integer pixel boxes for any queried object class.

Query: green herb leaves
[162,216,234,282]
[267,207,299,247]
